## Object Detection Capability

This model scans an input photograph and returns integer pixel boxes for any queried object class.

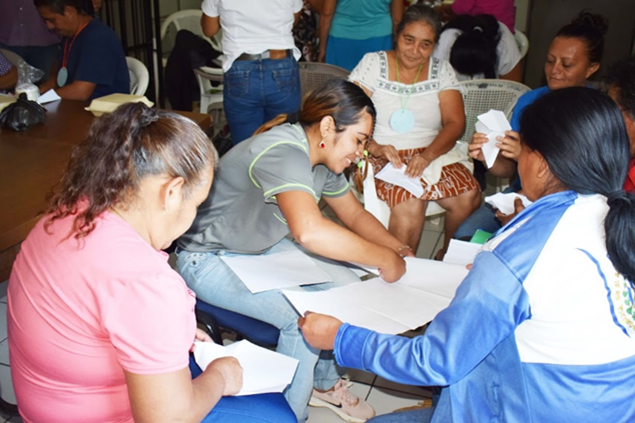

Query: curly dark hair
[46,103,217,239]
[556,11,609,64]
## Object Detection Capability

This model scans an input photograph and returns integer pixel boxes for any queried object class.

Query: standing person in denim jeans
[201,0,302,145]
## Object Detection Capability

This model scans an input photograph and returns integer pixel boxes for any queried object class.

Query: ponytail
[252,79,376,138]
[604,191,635,283]
[442,14,501,78]
[519,87,635,284]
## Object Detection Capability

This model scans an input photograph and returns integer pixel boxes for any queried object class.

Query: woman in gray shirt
[177,80,411,422]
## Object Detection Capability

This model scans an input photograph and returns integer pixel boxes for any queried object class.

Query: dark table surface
[0,100,211,251]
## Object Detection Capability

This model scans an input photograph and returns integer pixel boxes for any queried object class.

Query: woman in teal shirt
[319,0,403,71]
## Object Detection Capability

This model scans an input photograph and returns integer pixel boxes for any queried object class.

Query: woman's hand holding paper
[369,140,403,168]
[468,132,488,163]
[496,130,521,161]
[206,357,244,396]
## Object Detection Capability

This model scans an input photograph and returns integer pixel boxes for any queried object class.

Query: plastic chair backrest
[125,56,150,95]
[160,9,222,52]
[299,62,350,99]
[459,79,531,143]
[514,29,529,60]
[0,49,25,68]
[194,67,223,114]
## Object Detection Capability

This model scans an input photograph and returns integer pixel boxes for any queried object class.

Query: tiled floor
[0,212,445,423]
[304,207,443,422]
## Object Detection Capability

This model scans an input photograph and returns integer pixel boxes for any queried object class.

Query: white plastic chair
[299,62,350,99]
[0,49,25,67]
[193,66,224,137]
[160,9,222,66]
[458,79,531,143]
[126,56,150,95]
[514,29,529,60]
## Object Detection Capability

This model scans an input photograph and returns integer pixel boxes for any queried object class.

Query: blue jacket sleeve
[334,250,532,386]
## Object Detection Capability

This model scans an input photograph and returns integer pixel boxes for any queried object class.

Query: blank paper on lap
[193,340,299,396]
[221,250,331,293]
[283,258,469,334]
[375,163,424,197]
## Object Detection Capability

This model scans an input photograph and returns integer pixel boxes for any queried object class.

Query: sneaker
[309,378,375,423]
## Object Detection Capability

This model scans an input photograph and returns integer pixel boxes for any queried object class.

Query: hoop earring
[319,140,326,149]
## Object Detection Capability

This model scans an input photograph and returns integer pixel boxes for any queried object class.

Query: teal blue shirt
[329,0,393,40]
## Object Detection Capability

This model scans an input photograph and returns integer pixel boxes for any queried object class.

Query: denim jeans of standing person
[177,238,359,422]
[223,54,301,145]
[454,185,519,240]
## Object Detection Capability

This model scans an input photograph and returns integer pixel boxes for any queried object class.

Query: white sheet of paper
[193,341,298,396]
[37,89,61,104]
[485,192,532,215]
[283,258,468,334]
[375,162,424,197]
[221,250,330,293]
[443,239,481,266]
[476,110,512,169]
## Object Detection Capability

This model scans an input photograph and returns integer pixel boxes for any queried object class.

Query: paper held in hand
[283,257,469,334]
[485,192,532,215]
[375,162,424,197]
[221,249,331,293]
[475,109,512,169]
[193,340,299,396]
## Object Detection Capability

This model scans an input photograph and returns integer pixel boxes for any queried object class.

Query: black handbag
[0,93,46,131]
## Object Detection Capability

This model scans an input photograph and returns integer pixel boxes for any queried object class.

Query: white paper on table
[485,192,532,215]
[283,258,468,334]
[375,162,424,197]
[37,89,61,104]
[221,250,330,293]
[475,110,512,169]
[443,239,481,266]
[193,340,298,396]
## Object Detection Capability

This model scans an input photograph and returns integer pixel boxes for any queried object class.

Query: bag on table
[0,93,46,131]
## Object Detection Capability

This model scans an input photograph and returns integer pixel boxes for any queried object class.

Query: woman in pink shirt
[436,0,515,33]
[7,103,295,423]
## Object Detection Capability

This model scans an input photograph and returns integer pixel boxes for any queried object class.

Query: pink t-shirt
[8,212,197,423]
[451,0,516,33]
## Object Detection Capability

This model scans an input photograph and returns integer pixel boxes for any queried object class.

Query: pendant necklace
[389,57,423,134]
[57,21,90,87]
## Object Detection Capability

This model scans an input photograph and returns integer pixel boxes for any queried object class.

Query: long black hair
[519,87,635,283]
[441,14,501,78]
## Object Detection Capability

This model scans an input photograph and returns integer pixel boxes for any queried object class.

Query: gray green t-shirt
[178,123,350,254]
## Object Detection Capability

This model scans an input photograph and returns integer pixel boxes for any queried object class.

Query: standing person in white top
[432,14,522,82]
[201,0,303,145]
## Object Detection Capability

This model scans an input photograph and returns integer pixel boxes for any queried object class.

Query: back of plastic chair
[160,9,222,51]
[299,62,350,99]
[126,56,149,95]
[514,29,529,60]
[0,48,24,68]
[459,79,531,143]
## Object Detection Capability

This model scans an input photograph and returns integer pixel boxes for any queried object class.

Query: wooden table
[0,100,211,280]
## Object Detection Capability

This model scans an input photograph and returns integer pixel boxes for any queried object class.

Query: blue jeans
[223,55,301,145]
[190,356,296,423]
[177,239,359,422]
[454,185,518,240]
[0,43,60,81]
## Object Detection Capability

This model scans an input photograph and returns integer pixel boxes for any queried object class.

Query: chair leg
[0,397,18,416]
[195,309,224,345]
